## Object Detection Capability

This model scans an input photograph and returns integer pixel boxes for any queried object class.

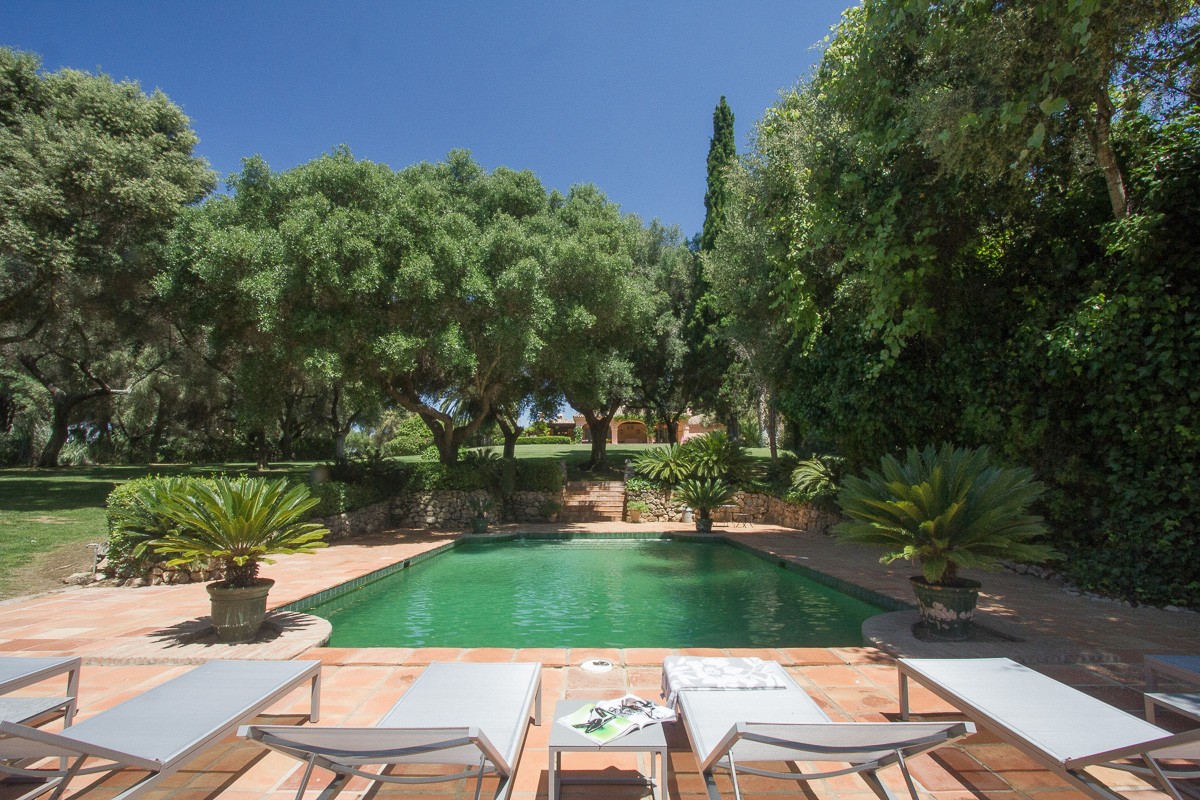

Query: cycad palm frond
[150,476,328,587]
[834,444,1057,583]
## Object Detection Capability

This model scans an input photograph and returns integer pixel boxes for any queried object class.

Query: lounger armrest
[1063,726,1200,769]
[0,720,162,772]
[241,724,513,777]
[700,721,976,774]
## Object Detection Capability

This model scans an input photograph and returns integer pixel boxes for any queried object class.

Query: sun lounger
[670,657,975,800]
[897,657,1200,800]
[0,657,80,729]
[242,661,542,800]
[0,659,320,800]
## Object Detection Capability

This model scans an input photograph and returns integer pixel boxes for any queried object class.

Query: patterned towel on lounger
[661,656,787,706]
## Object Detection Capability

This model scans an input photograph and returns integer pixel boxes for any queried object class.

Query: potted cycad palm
[834,444,1057,640]
[676,478,737,533]
[148,476,329,642]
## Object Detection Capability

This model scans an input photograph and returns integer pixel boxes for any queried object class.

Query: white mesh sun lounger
[897,657,1200,800]
[0,659,320,800]
[242,661,542,800]
[0,657,81,729]
[673,658,975,800]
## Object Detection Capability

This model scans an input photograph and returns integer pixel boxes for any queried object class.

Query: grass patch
[0,462,314,598]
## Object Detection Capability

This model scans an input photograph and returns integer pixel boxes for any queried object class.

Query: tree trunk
[660,408,679,444]
[434,431,459,465]
[38,392,72,467]
[147,391,169,463]
[726,413,741,442]
[250,429,270,470]
[1092,89,1129,221]
[767,390,778,461]
[756,390,770,448]
[495,413,522,460]
[587,420,610,468]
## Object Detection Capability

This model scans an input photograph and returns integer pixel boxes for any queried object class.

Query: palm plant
[791,454,845,507]
[150,476,329,588]
[834,444,1056,585]
[682,431,756,484]
[676,478,737,531]
[633,444,691,485]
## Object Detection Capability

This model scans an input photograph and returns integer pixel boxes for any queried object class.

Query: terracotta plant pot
[207,578,274,643]
[627,508,642,523]
[695,517,714,533]
[471,516,488,534]
[910,576,981,640]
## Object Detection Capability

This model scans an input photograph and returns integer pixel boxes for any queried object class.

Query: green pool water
[306,539,886,648]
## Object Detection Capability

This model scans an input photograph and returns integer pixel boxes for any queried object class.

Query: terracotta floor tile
[517,648,571,667]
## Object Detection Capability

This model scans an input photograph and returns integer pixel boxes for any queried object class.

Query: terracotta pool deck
[1,522,1197,800]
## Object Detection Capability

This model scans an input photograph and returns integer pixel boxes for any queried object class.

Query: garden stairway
[559,481,626,522]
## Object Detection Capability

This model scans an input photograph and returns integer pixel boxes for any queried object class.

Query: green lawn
[0,462,314,598]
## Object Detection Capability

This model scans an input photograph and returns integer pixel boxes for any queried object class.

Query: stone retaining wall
[321,498,395,539]
[391,489,560,528]
[627,487,836,533]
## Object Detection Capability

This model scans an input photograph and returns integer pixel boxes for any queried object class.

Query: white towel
[661,656,788,706]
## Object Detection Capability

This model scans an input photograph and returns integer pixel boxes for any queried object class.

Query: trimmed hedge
[309,480,388,517]
[517,436,572,445]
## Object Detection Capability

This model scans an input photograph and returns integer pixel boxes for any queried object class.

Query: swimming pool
[300,538,890,648]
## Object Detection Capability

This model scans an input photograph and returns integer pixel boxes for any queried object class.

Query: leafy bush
[516,460,564,493]
[835,444,1057,584]
[381,415,433,456]
[517,435,572,445]
[106,475,203,577]
[624,476,660,493]
[790,454,845,508]
[308,481,386,517]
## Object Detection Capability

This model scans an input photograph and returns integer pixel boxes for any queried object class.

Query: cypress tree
[700,96,736,252]
[687,97,741,437]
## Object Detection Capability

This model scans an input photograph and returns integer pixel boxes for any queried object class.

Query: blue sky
[2,1,850,237]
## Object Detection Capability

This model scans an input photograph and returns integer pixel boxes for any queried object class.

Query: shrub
[381,415,433,456]
[106,475,206,577]
[624,476,660,493]
[515,460,564,493]
[308,481,387,517]
[516,435,572,445]
[790,454,845,508]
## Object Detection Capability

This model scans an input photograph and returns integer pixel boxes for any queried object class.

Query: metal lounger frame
[897,657,1200,800]
[0,659,320,800]
[242,661,542,800]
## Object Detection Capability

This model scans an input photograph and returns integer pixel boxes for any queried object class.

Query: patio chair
[242,661,542,800]
[0,659,320,800]
[669,657,975,800]
[0,657,81,729]
[897,657,1200,800]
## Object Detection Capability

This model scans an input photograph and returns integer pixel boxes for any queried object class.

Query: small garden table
[548,699,669,800]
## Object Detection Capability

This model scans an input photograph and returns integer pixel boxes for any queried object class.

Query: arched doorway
[616,420,648,443]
